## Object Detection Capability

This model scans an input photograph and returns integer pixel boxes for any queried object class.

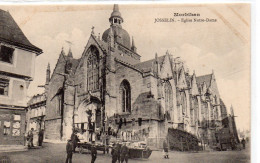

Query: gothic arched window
[119,80,131,113]
[87,46,99,91]
[164,81,173,112]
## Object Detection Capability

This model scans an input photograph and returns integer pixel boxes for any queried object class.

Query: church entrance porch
[74,96,102,143]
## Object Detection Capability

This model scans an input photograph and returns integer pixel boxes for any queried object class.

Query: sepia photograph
[0,3,251,163]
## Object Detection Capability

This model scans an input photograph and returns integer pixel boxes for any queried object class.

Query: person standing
[120,142,129,163]
[27,128,34,148]
[38,129,44,146]
[91,142,97,163]
[241,138,246,149]
[71,131,79,153]
[111,143,118,163]
[66,139,73,163]
[117,142,122,163]
[163,140,169,159]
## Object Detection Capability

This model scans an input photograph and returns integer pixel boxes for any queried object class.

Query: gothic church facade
[44,5,229,148]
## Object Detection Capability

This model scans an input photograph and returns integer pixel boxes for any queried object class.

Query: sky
[0,3,250,131]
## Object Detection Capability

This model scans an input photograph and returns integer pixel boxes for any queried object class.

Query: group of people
[26,128,44,149]
[66,133,130,163]
[111,142,129,163]
[66,131,97,163]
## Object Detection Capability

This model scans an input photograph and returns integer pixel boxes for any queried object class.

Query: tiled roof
[134,55,166,72]
[196,74,212,88]
[0,9,42,54]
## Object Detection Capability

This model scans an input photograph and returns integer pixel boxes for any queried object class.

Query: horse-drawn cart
[128,141,152,159]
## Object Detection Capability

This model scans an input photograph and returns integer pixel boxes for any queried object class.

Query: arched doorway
[74,96,101,142]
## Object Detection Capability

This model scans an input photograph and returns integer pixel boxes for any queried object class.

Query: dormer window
[0,45,14,64]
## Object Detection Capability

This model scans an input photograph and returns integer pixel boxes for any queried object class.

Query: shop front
[0,108,26,146]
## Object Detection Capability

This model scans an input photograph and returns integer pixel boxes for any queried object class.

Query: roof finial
[46,63,51,85]
[132,36,135,47]
[230,105,234,116]
[68,47,73,58]
[61,46,65,55]
[131,36,137,52]
[47,62,50,70]
[91,26,95,35]
[166,50,169,55]
[113,4,119,12]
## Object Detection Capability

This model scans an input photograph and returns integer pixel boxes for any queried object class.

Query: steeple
[45,63,51,85]
[131,36,137,52]
[109,4,124,27]
[102,4,131,49]
[230,105,234,116]
[60,46,65,57]
[67,47,73,58]
[153,53,160,77]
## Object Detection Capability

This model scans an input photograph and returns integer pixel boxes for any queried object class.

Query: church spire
[131,36,137,52]
[45,63,50,85]
[109,4,123,27]
[61,46,65,56]
[230,105,234,116]
[67,47,73,58]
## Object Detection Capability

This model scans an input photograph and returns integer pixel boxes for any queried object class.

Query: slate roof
[0,9,42,54]
[134,55,166,72]
[196,74,212,88]
[220,98,228,118]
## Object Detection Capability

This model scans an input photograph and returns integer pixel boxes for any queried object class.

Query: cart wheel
[79,146,84,154]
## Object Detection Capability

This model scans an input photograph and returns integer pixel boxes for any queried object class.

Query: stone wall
[45,54,66,120]
[44,119,61,140]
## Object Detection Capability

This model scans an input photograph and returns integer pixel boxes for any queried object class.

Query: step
[0,145,28,153]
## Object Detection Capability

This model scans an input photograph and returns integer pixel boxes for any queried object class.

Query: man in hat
[27,128,34,148]
[111,143,118,163]
[120,142,129,163]
[91,141,97,163]
[66,139,73,163]
[71,130,80,153]
[116,141,122,163]
[241,138,246,149]
[38,129,44,146]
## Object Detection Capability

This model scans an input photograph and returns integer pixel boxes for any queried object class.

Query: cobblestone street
[0,143,250,163]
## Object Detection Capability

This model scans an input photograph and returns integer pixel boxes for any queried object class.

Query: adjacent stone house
[0,9,42,146]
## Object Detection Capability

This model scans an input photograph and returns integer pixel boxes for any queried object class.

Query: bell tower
[109,4,124,27]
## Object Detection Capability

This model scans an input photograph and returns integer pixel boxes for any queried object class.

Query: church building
[44,4,232,149]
